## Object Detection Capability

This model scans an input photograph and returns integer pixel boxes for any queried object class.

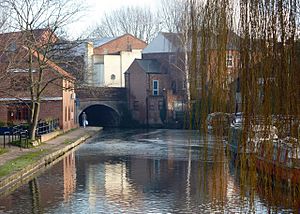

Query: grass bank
[0,149,48,178]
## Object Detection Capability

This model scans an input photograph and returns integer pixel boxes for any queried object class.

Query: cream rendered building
[85,34,147,87]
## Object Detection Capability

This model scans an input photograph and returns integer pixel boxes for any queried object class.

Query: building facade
[126,32,241,127]
[60,34,147,88]
[0,29,77,131]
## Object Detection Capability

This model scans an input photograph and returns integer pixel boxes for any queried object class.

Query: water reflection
[63,152,76,201]
[0,129,298,213]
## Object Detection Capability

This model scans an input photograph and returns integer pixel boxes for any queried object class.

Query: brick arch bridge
[76,87,127,127]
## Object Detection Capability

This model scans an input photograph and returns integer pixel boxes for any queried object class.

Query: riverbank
[0,127,102,195]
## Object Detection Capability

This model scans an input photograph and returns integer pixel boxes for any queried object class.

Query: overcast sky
[67,0,161,38]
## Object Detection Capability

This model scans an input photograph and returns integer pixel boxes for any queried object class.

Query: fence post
[3,131,10,148]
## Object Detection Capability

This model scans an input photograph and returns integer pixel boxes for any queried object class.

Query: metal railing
[36,119,59,136]
[0,119,59,148]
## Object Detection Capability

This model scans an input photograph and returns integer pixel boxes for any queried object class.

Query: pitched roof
[144,31,240,54]
[92,37,117,48]
[142,32,182,54]
[161,32,183,49]
[93,34,147,55]
[29,47,75,80]
[0,28,58,46]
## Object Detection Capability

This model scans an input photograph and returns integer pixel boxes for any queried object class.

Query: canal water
[0,129,299,213]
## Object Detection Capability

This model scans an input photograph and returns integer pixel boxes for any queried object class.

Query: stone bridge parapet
[76,87,128,126]
[77,87,126,101]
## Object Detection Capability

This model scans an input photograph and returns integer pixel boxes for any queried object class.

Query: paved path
[0,127,102,166]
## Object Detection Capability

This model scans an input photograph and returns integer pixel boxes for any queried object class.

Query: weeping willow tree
[240,0,300,135]
[178,0,237,210]
[238,0,300,204]
[179,0,235,132]
[178,0,300,211]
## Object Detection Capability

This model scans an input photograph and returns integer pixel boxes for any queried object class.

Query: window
[94,63,104,86]
[153,80,159,96]
[226,54,233,67]
[71,105,74,120]
[111,74,116,80]
[7,104,30,121]
[171,81,177,94]
[65,106,67,122]
[68,106,71,121]
[10,77,29,91]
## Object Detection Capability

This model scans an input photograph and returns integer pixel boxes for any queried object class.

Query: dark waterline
[0,129,298,213]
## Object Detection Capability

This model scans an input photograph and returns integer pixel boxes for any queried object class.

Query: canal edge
[0,127,102,195]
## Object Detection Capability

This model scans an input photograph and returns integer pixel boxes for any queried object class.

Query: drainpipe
[146,97,149,127]
[127,73,130,110]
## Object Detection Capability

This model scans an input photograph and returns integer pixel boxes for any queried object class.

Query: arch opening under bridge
[79,104,121,127]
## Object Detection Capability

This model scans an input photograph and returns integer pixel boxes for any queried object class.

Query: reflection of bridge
[76,87,127,127]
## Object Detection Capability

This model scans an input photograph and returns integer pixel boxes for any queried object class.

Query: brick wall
[126,61,147,124]
[0,57,76,131]
[62,79,76,131]
[39,100,62,121]
[0,104,8,123]
[94,34,147,55]
[77,87,126,101]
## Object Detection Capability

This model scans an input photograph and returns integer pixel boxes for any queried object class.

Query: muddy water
[0,129,298,213]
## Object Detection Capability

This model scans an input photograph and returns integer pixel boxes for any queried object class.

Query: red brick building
[126,58,186,127]
[126,32,240,127]
[0,29,77,131]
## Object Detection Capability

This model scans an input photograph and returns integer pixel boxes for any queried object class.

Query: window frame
[226,54,233,68]
[153,80,159,96]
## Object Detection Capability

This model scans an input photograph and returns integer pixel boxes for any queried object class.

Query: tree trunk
[30,102,40,141]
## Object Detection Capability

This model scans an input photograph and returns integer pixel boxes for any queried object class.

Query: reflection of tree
[29,178,42,214]
[256,174,300,211]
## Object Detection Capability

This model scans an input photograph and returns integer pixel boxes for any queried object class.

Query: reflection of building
[84,160,143,212]
[63,152,77,201]
[104,164,139,203]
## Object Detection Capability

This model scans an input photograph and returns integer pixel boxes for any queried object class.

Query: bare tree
[0,0,84,140]
[159,0,186,33]
[87,6,161,43]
